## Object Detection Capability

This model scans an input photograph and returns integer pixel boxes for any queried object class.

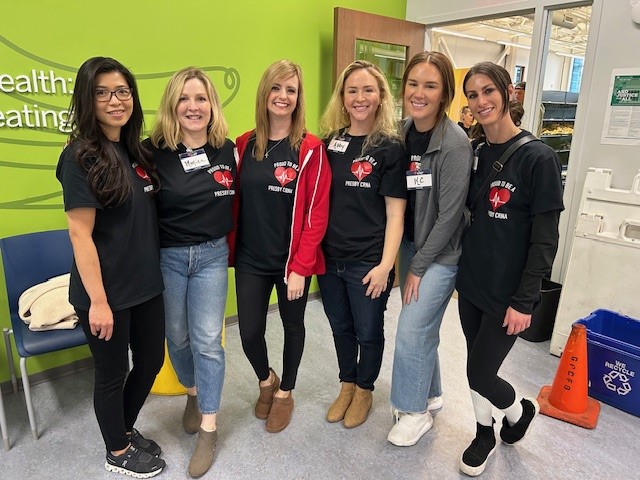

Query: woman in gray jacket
[388,51,472,447]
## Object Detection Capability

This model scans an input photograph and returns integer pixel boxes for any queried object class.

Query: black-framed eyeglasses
[94,87,133,102]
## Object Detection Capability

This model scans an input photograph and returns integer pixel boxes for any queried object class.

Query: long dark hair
[69,57,157,206]
[463,62,524,141]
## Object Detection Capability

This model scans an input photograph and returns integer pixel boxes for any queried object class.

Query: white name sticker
[472,155,479,172]
[406,171,432,190]
[327,137,349,153]
[179,149,210,172]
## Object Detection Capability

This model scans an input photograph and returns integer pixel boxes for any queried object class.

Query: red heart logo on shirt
[135,165,150,182]
[408,161,421,172]
[351,161,373,181]
[213,170,233,189]
[488,187,511,211]
[274,167,297,186]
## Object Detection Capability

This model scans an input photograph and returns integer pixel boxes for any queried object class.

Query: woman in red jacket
[234,59,331,433]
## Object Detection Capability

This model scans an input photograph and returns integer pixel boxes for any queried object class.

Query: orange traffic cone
[537,323,600,428]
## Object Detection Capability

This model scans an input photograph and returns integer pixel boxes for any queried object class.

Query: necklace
[265,138,285,158]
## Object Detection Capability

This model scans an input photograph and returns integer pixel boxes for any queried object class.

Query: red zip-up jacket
[229,130,331,282]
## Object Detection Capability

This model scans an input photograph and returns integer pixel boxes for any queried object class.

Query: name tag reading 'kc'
[406,170,432,190]
[179,149,211,173]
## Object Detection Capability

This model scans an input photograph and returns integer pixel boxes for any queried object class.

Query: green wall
[0,0,407,383]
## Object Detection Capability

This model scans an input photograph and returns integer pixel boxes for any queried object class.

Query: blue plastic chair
[1,229,87,439]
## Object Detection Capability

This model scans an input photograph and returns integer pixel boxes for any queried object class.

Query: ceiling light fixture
[497,40,532,50]
[431,27,485,42]
[555,51,585,59]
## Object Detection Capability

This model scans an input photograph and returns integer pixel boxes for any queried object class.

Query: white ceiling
[431,6,591,56]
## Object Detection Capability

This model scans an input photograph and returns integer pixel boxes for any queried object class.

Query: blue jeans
[160,237,228,414]
[390,237,457,413]
[318,259,394,391]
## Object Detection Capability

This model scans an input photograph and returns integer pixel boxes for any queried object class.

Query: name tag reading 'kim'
[179,149,211,173]
[406,170,432,190]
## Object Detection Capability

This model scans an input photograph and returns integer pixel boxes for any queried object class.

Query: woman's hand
[89,300,114,341]
[362,265,390,299]
[502,306,531,335]
[287,271,306,301]
[402,272,422,305]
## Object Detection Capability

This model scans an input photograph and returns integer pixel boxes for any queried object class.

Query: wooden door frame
[333,7,426,85]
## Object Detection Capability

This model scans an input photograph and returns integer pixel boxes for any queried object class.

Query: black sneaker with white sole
[460,420,496,477]
[129,428,162,457]
[500,397,540,445]
[105,444,165,478]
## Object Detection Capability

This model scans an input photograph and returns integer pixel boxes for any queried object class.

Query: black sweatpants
[235,271,311,391]
[77,294,165,451]
[458,295,518,409]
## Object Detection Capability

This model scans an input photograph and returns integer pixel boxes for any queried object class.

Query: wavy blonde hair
[321,60,401,152]
[150,67,228,150]
[254,60,306,160]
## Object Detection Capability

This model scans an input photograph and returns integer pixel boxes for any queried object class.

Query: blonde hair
[150,67,228,150]
[321,60,401,152]
[254,60,306,160]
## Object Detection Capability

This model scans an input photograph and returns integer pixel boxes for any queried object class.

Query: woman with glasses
[318,60,406,429]
[233,59,331,433]
[144,67,235,478]
[56,57,165,478]
[387,51,472,447]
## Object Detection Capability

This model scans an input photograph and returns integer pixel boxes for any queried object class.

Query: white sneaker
[427,396,444,411]
[387,410,434,447]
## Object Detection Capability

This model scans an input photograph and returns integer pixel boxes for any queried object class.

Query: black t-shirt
[235,137,299,275]
[323,133,406,262]
[404,124,433,242]
[56,141,164,311]
[456,131,564,318]
[145,139,236,248]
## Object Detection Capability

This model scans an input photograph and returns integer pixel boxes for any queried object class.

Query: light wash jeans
[390,236,457,413]
[160,237,228,414]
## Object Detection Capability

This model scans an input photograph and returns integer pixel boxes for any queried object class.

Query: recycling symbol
[603,370,632,395]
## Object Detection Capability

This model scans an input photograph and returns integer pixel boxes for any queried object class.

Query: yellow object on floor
[151,342,186,396]
[151,321,226,395]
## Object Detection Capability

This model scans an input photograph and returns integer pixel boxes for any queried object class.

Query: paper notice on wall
[602,68,640,145]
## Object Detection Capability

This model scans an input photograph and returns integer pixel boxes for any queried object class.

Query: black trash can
[519,279,562,342]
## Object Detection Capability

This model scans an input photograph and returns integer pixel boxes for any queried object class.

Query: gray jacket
[404,116,473,277]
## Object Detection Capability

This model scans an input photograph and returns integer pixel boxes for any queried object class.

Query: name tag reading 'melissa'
[179,149,211,173]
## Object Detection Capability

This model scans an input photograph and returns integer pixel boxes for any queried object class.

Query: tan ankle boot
[188,428,217,478]
[326,382,356,423]
[255,368,280,420]
[343,386,372,429]
[183,394,202,434]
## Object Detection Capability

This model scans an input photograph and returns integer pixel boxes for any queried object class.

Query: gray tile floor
[1,289,639,479]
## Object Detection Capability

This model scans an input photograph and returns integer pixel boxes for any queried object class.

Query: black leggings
[458,295,517,409]
[78,294,165,451]
[235,271,311,391]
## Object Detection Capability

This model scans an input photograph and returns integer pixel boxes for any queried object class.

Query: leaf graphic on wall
[0,35,241,210]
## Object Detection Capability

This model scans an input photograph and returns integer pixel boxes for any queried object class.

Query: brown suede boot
[255,368,280,420]
[183,394,202,434]
[266,393,294,433]
[343,386,372,429]
[326,382,356,423]
[188,428,217,478]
